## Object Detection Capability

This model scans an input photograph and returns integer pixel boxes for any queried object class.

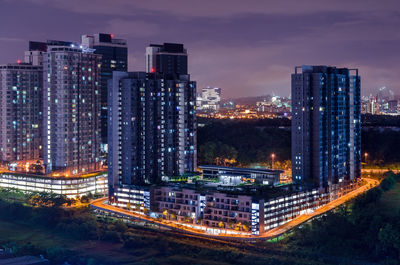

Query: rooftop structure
[146,43,188,75]
[199,165,283,186]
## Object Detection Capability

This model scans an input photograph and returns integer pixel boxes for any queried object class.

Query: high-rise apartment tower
[0,63,43,163]
[108,43,196,196]
[42,41,102,175]
[291,65,361,190]
[82,33,128,148]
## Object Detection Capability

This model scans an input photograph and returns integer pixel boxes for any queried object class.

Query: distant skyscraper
[82,33,128,148]
[291,66,361,189]
[387,99,398,114]
[108,43,196,195]
[42,41,102,175]
[197,87,221,111]
[0,63,43,163]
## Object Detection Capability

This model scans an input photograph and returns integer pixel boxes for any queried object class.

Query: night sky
[1,0,399,98]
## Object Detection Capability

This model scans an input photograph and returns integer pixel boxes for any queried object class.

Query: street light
[271,153,275,169]
[364,153,368,167]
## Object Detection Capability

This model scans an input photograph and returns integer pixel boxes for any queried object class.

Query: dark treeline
[362,128,400,165]
[197,117,291,127]
[198,119,291,166]
[198,114,400,129]
[287,172,400,264]
[198,117,400,166]
[362,113,400,127]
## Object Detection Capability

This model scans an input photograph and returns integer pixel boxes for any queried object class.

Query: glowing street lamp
[271,153,275,169]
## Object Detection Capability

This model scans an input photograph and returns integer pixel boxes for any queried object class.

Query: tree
[378,223,400,258]
[380,173,397,191]
[242,222,250,232]
[196,216,203,225]
[199,142,217,164]
[215,144,238,166]
[81,195,91,203]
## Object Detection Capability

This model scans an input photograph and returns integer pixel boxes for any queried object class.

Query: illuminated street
[260,177,379,238]
[91,177,379,240]
[362,168,400,174]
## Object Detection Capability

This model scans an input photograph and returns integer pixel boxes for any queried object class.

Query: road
[362,168,400,174]
[91,177,379,240]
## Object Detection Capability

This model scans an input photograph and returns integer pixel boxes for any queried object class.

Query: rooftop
[199,165,284,174]
[156,181,297,201]
[0,170,107,180]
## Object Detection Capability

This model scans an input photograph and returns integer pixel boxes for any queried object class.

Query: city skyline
[1,0,400,98]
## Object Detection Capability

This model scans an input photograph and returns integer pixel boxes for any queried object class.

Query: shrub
[380,174,397,191]
[102,231,121,242]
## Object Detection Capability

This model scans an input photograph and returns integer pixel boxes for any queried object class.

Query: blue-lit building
[108,43,196,197]
[291,66,361,190]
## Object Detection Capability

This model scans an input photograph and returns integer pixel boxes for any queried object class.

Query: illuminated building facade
[200,165,282,186]
[81,33,128,148]
[110,184,330,235]
[0,171,107,198]
[197,87,221,112]
[0,63,43,163]
[291,65,361,189]
[42,42,102,175]
[108,43,196,197]
[108,71,197,194]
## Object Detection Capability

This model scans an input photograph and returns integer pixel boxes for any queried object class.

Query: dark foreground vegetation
[197,116,400,167]
[2,185,396,265]
[286,172,400,265]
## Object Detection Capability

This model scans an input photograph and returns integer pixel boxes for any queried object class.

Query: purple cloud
[0,0,399,98]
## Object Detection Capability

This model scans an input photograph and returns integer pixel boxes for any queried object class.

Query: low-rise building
[200,165,283,186]
[120,184,332,235]
[151,186,203,222]
[0,171,107,198]
[196,87,221,112]
[203,192,253,231]
[111,185,151,212]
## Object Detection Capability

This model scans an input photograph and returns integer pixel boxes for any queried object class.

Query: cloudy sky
[0,0,399,98]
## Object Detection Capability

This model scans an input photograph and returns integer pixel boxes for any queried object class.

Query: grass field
[0,220,142,264]
[0,220,182,265]
[0,218,354,265]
